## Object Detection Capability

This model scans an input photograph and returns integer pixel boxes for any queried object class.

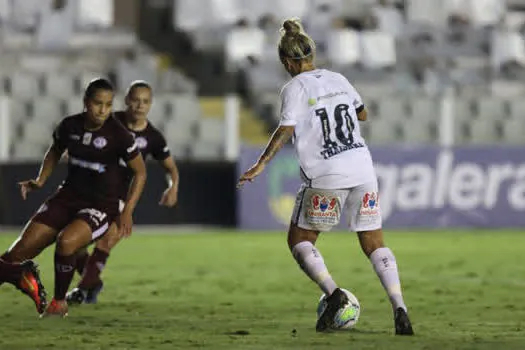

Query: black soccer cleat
[316,288,349,332]
[66,287,87,305]
[394,307,414,336]
[66,282,104,306]
[85,282,104,304]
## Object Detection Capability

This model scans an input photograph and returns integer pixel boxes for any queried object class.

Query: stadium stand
[1,0,525,161]
[0,0,209,161]
[169,0,525,146]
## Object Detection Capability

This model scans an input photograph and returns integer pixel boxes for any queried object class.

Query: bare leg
[2,221,57,262]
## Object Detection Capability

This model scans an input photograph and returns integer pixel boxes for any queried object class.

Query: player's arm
[118,133,147,237]
[35,144,63,185]
[259,80,304,165]
[238,81,302,187]
[123,154,147,216]
[19,123,66,199]
[37,120,67,185]
[59,150,69,163]
[118,153,146,237]
[238,125,294,187]
[158,156,179,207]
[151,133,179,207]
[258,125,295,165]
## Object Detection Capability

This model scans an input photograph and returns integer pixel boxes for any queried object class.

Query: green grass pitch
[1,229,525,349]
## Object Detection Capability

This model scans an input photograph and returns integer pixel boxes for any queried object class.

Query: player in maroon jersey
[0,78,147,317]
[66,80,179,305]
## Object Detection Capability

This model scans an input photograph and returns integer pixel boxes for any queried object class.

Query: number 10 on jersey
[315,104,364,159]
[316,104,357,148]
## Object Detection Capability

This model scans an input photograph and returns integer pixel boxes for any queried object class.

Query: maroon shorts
[32,187,119,241]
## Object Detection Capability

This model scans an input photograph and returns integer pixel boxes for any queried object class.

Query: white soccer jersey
[279,69,376,189]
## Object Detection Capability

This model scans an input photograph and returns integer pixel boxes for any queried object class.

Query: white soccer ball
[316,288,360,330]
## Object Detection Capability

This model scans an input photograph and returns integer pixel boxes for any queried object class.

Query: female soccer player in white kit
[238,18,414,335]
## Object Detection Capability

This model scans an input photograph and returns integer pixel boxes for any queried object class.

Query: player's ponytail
[282,18,302,36]
[278,17,316,61]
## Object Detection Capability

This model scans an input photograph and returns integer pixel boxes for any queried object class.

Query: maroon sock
[0,259,24,285]
[54,253,76,301]
[78,248,109,290]
[75,250,89,276]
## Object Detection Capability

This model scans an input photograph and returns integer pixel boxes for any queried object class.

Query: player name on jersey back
[279,69,376,187]
[320,141,365,160]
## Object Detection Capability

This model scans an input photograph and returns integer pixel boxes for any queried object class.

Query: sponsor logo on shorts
[308,195,338,218]
[78,208,107,226]
[361,192,379,216]
[312,195,337,213]
[306,194,339,227]
[93,136,107,149]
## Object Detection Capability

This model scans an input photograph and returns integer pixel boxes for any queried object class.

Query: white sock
[291,241,337,295]
[369,247,407,312]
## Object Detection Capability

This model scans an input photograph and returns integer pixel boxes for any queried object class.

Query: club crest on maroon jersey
[93,136,108,149]
[135,136,148,149]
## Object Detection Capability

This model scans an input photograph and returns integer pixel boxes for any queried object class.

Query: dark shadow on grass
[225,330,250,336]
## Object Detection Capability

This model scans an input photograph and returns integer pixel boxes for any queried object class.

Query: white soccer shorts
[291,181,382,232]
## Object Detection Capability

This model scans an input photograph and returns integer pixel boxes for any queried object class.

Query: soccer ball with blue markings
[316,289,360,330]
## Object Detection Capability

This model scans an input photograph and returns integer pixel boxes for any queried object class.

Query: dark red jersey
[52,113,140,208]
[113,111,170,199]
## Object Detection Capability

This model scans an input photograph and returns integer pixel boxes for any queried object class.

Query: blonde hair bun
[281,18,303,36]
[278,17,315,60]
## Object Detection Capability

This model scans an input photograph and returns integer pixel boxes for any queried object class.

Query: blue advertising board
[238,145,525,229]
